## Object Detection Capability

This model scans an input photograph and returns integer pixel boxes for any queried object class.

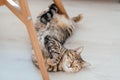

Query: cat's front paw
[47,58,58,66]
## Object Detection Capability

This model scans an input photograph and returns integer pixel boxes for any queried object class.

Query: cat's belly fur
[36,14,76,58]
[35,14,76,58]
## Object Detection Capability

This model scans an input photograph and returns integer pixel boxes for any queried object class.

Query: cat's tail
[71,14,83,23]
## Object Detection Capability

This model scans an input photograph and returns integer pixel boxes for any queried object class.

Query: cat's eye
[74,50,77,52]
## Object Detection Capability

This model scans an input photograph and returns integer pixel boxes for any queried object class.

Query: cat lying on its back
[32,3,87,72]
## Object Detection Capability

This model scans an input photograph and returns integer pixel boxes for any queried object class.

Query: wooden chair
[0,0,68,80]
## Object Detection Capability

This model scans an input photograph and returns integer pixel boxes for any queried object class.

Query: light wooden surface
[53,0,69,18]
[0,0,4,6]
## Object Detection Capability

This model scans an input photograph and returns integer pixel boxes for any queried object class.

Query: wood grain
[53,0,69,18]
[0,0,5,6]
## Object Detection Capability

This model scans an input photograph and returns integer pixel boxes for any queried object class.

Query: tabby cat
[32,3,87,72]
[45,35,86,72]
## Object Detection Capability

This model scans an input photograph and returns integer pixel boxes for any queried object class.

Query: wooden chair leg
[24,19,49,80]
[53,0,69,18]
[0,0,5,6]
[4,0,49,80]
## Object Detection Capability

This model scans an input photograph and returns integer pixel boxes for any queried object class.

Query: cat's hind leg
[72,14,83,23]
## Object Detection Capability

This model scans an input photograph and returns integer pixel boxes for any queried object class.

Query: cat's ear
[74,46,84,54]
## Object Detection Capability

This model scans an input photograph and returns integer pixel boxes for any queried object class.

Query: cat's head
[63,47,89,72]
